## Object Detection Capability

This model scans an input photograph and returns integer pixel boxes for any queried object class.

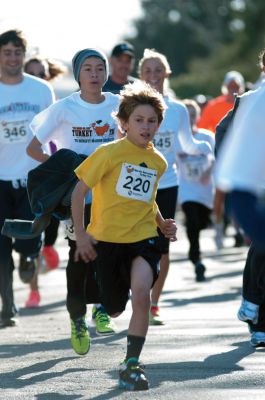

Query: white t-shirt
[30,91,120,205]
[153,96,212,189]
[0,74,55,180]
[177,129,215,208]
[216,82,265,194]
[31,91,119,156]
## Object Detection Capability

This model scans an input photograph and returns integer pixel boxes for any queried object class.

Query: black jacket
[27,148,87,220]
[1,149,87,240]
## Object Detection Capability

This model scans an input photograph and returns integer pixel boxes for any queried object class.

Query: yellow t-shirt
[75,137,167,243]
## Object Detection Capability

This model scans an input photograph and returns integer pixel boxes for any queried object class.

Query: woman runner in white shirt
[139,49,212,325]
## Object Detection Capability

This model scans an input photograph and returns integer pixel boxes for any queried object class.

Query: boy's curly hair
[116,81,166,126]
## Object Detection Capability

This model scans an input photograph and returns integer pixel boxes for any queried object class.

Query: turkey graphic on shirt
[91,120,110,136]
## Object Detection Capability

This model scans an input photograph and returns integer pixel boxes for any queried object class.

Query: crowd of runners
[0,28,265,391]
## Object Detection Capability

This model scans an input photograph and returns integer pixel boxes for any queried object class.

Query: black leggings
[0,180,41,319]
[243,243,265,332]
[182,201,211,264]
[65,204,100,320]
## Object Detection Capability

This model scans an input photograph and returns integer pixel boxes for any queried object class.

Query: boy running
[27,48,119,351]
[71,82,177,391]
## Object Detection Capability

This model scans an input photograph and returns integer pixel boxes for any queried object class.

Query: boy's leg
[81,204,116,335]
[66,238,92,355]
[119,256,153,391]
[66,239,90,320]
[128,256,153,338]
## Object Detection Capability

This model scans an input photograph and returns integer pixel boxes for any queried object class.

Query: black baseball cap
[111,42,135,58]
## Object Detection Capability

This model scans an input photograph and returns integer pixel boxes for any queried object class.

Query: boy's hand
[74,231,98,263]
[160,218,177,242]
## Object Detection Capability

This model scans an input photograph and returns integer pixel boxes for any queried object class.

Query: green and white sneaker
[119,357,149,391]
[92,305,116,336]
[71,315,90,355]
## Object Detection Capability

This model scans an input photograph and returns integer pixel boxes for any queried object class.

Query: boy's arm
[156,206,177,242]
[71,180,98,262]
[27,137,49,162]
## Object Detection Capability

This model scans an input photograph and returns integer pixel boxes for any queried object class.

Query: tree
[126,0,265,97]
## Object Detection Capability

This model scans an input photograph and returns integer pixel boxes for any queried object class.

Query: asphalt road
[1,223,264,399]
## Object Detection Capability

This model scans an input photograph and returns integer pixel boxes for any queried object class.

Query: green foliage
[125,0,265,98]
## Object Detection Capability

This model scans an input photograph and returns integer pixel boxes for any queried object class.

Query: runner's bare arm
[156,207,177,242]
[27,136,49,162]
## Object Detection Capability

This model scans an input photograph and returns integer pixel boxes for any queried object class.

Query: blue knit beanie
[72,48,109,84]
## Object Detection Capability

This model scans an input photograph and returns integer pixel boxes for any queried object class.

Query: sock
[93,304,106,312]
[125,335,145,361]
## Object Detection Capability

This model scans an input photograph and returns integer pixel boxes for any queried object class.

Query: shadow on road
[89,341,257,398]
[162,286,242,308]
[36,394,79,399]
[0,356,87,390]
[0,338,70,358]
[19,300,66,316]
[172,247,248,264]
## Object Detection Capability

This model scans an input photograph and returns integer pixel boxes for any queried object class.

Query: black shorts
[156,186,178,254]
[91,237,161,315]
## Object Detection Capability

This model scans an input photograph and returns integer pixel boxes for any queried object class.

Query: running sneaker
[195,262,206,282]
[71,315,90,355]
[237,299,259,325]
[234,232,245,247]
[0,317,18,328]
[250,331,265,347]
[25,290,40,308]
[18,255,37,283]
[42,246,59,270]
[149,305,164,325]
[92,306,116,335]
[119,357,149,391]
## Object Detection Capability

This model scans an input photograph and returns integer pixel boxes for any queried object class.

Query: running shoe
[71,315,90,355]
[250,331,265,347]
[234,232,245,247]
[92,306,116,335]
[195,262,206,282]
[119,357,149,391]
[25,290,40,308]
[18,255,37,283]
[149,305,164,325]
[42,246,59,270]
[237,299,259,325]
[0,317,18,328]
